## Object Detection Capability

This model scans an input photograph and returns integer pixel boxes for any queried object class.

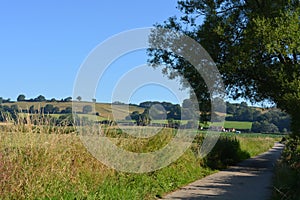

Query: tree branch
[216,6,243,15]
[277,53,286,64]
[293,51,298,64]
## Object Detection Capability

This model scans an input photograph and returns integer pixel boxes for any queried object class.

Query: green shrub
[205,136,250,169]
[272,137,300,200]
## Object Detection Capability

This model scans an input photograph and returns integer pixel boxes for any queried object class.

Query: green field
[151,120,252,130]
[209,121,253,130]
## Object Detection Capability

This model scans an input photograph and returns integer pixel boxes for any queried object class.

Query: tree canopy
[82,105,93,114]
[17,94,26,102]
[148,0,300,135]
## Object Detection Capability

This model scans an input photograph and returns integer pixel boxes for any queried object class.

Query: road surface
[162,142,284,200]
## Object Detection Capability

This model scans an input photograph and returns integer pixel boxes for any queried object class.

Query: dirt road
[162,142,284,200]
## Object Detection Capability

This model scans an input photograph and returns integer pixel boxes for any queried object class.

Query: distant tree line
[127,100,291,133]
[225,102,290,133]
[0,104,96,116]
[251,110,291,133]
[0,104,74,123]
[0,97,11,103]
[138,100,198,121]
[0,94,73,103]
[126,100,199,126]
[16,94,73,102]
[0,104,92,127]
[0,104,18,122]
[24,114,92,127]
[226,102,262,122]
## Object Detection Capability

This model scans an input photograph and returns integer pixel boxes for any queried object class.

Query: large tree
[148,0,300,135]
[17,94,26,102]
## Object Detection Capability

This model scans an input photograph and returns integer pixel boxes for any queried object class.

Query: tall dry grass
[0,112,204,199]
[0,113,114,199]
[0,111,282,199]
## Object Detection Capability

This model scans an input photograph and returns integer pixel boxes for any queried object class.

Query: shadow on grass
[203,136,251,170]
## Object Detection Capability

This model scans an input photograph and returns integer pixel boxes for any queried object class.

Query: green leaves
[253,9,300,56]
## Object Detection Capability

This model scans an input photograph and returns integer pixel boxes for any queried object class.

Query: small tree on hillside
[126,110,151,126]
[82,105,93,114]
[76,96,82,102]
[17,94,26,102]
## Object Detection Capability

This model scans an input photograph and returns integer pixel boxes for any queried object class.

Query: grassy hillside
[3,101,73,110]
[2,102,254,131]
[3,102,252,130]
[2,102,144,119]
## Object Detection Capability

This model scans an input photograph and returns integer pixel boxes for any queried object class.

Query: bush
[281,137,300,166]
[82,105,93,114]
[205,137,250,169]
[56,114,75,126]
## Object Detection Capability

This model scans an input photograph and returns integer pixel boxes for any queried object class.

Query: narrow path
[162,143,285,200]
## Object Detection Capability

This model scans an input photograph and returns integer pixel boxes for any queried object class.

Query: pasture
[208,121,252,130]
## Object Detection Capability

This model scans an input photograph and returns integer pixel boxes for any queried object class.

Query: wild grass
[0,130,214,199]
[0,131,113,199]
[0,113,282,199]
[272,137,300,200]
[237,135,280,157]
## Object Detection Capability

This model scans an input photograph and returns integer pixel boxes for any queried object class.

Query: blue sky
[1,0,192,104]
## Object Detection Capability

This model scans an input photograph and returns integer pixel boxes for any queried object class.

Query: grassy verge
[0,125,281,199]
[236,134,281,157]
[271,137,300,200]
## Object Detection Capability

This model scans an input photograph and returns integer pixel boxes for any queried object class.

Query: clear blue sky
[0,0,192,104]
